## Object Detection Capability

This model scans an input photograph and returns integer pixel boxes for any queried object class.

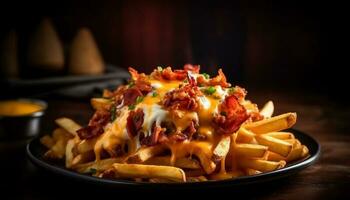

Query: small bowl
[0,99,47,140]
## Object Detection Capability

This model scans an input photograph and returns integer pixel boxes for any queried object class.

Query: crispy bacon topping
[122,68,152,106]
[77,110,111,139]
[123,88,143,106]
[213,95,249,135]
[197,69,230,88]
[140,123,166,146]
[163,81,202,111]
[182,120,197,139]
[151,65,200,81]
[126,108,144,138]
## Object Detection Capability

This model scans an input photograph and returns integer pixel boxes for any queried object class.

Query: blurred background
[0,0,324,99]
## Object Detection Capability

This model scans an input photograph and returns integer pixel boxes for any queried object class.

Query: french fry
[145,156,200,169]
[71,151,95,166]
[245,168,262,175]
[187,142,216,174]
[286,146,303,162]
[284,139,301,146]
[91,98,112,110]
[244,113,297,134]
[55,118,82,136]
[264,132,295,140]
[236,128,255,143]
[44,137,68,159]
[187,176,208,182]
[65,139,76,168]
[255,134,292,157]
[73,158,123,174]
[240,158,286,172]
[260,101,274,118]
[235,143,268,158]
[40,135,55,149]
[301,145,309,158]
[212,136,231,162]
[77,138,97,154]
[126,145,165,163]
[266,151,285,161]
[112,163,186,182]
[52,128,72,141]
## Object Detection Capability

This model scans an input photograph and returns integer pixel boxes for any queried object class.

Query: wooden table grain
[1,89,349,199]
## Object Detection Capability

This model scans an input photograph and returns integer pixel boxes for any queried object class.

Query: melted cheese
[140,104,169,137]
[167,141,213,165]
[94,107,129,161]
[197,95,221,141]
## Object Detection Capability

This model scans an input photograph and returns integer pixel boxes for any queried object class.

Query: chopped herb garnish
[157,66,163,71]
[220,111,227,116]
[136,96,144,104]
[110,104,116,122]
[202,73,210,79]
[204,86,216,95]
[183,79,188,83]
[128,104,136,110]
[228,87,235,94]
[152,92,158,97]
[128,81,135,88]
[89,168,97,174]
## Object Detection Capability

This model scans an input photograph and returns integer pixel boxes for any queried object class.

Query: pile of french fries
[40,101,309,183]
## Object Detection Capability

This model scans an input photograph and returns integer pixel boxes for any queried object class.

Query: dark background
[1,1,350,199]
[0,0,325,96]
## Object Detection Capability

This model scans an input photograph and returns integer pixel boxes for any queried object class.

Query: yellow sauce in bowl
[0,100,44,116]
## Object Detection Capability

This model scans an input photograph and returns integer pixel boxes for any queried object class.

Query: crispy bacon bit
[126,108,144,138]
[140,122,165,146]
[161,67,187,81]
[184,64,200,73]
[249,111,264,122]
[135,79,152,95]
[77,125,104,140]
[209,69,230,88]
[197,69,231,88]
[163,82,202,111]
[122,68,152,106]
[77,110,111,139]
[232,86,247,101]
[123,88,143,106]
[182,121,197,139]
[213,95,249,135]
[168,133,188,142]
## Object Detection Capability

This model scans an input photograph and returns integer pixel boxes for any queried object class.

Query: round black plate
[26,129,320,189]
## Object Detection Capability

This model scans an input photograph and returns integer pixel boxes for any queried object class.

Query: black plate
[26,129,320,189]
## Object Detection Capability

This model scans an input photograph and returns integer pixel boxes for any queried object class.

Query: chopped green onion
[136,96,144,104]
[202,73,210,79]
[228,87,235,94]
[205,86,216,95]
[128,104,136,110]
[128,81,135,88]
[110,105,116,122]
[152,92,158,97]
[157,66,163,71]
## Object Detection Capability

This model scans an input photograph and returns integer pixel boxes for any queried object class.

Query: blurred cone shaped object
[68,28,105,75]
[27,18,65,71]
[0,30,19,78]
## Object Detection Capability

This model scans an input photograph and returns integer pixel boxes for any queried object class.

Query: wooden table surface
[1,89,349,199]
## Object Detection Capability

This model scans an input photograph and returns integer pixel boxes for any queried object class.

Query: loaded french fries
[40,65,309,182]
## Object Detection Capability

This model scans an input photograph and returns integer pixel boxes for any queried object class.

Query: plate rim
[26,129,321,187]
